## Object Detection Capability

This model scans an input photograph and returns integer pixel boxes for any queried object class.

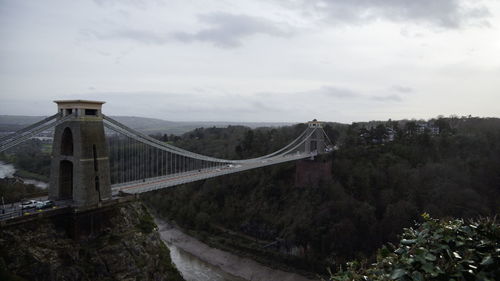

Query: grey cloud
[83,28,169,45]
[251,101,279,112]
[172,12,292,48]
[83,12,291,48]
[392,85,413,93]
[299,85,404,103]
[302,86,361,99]
[93,0,150,9]
[295,0,490,28]
[79,91,285,121]
[371,94,403,102]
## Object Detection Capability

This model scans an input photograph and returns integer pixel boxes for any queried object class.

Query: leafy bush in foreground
[328,214,499,281]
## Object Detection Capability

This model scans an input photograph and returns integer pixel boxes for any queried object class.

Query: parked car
[36,200,55,209]
[19,200,38,209]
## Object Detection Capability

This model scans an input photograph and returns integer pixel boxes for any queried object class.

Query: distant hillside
[0,115,294,135]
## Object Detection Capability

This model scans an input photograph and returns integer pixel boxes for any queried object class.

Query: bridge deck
[112,153,314,194]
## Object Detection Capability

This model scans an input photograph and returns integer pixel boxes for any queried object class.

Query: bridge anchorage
[0,100,334,208]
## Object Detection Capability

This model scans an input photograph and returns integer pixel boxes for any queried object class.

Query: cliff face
[0,201,184,281]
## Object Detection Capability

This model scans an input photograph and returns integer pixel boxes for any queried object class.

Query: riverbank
[154,217,318,281]
[0,161,48,188]
[0,161,48,203]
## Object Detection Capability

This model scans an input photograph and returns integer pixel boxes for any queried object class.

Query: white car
[36,200,55,209]
[19,200,38,209]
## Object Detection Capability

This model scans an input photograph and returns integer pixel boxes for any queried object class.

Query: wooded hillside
[144,116,500,274]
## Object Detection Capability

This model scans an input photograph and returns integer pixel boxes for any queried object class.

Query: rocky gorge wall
[0,200,184,281]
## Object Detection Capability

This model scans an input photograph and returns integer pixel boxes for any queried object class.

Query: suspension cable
[103,115,311,164]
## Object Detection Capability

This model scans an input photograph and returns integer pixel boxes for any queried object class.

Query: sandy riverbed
[154,217,318,281]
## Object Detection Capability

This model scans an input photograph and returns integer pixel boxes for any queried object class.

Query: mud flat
[155,218,318,281]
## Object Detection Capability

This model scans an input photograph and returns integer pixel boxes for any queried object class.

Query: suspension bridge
[0,100,332,208]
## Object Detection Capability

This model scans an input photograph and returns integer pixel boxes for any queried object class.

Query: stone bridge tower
[305,119,326,154]
[49,100,111,207]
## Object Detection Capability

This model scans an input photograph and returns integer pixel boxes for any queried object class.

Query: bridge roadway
[0,198,73,222]
[112,152,315,194]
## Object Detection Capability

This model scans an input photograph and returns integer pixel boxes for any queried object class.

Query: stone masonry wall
[295,158,332,188]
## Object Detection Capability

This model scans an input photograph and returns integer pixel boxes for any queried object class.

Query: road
[0,197,72,221]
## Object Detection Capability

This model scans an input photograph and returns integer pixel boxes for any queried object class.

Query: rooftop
[54,100,105,105]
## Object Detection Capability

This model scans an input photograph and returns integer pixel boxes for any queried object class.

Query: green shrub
[328,214,499,281]
[137,213,156,234]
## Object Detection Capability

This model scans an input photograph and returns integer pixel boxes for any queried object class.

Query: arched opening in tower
[59,160,73,199]
[61,127,74,156]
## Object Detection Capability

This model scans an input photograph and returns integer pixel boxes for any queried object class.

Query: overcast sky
[0,0,499,123]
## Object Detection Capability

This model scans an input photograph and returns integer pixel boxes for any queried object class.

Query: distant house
[417,123,440,135]
[386,127,396,142]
